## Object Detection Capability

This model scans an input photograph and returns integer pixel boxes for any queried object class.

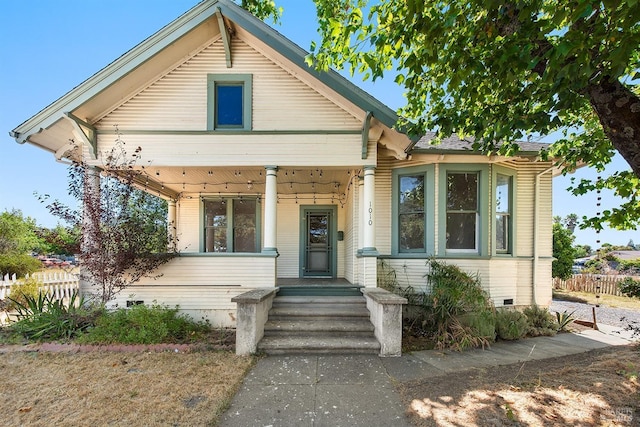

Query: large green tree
[0,210,43,276]
[552,220,577,279]
[246,0,640,230]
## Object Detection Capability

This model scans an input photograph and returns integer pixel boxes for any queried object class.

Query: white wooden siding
[276,199,301,278]
[97,37,361,132]
[383,257,547,307]
[343,185,356,283]
[176,197,200,252]
[95,133,365,167]
[108,255,276,327]
[375,160,393,255]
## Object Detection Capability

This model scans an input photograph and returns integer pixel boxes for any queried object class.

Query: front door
[301,206,336,277]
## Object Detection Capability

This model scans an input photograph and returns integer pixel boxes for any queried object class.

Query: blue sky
[0,0,636,249]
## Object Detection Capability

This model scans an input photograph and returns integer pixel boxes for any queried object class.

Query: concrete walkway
[219,324,636,427]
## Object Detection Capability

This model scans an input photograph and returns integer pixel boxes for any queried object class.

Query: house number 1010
[368,202,373,226]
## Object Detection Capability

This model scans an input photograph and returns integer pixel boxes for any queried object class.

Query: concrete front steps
[258,295,381,355]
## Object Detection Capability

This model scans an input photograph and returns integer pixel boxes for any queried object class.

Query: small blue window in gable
[215,84,243,127]
[207,74,252,131]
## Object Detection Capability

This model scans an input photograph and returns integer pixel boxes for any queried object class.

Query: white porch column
[358,176,364,252]
[263,166,278,254]
[81,166,101,299]
[167,199,177,246]
[362,166,377,254]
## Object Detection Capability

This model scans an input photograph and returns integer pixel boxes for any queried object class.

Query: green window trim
[438,164,489,256]
[492,165,517,256]
[391,165,435,255]
[207,74,252,131]
[200,196,261,253]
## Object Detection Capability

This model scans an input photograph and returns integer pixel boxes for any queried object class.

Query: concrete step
[277,286,363,297]
[268,303,370,319]
[273,295,366,304]
[259,293,380,355]
[257,335,380,355]
[264,319,375,337]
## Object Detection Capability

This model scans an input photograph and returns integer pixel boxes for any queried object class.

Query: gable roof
[10,0,399,149]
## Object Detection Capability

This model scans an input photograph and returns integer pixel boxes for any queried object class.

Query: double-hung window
[203,198,259,253]
[446,172,480,252]
[399,175,426,252]
[392,166,434,255]
[207,74,252,131]
[494,168,515,255]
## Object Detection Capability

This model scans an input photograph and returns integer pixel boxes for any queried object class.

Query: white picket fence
[0,272,80,302]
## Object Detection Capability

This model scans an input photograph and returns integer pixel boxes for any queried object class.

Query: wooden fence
[0,272,80,301]
[553,274,639,297]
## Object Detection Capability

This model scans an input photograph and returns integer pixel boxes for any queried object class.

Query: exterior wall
[104,255,276,327]
[97,37,361,132]
[343,179,356,283]
[381,257,553,308]
[375,159,555,307]
[95,36,371,168]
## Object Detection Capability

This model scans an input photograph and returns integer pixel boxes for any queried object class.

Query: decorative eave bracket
[362,111,373,159]
[64,112,97,159]
[215,7,232,68]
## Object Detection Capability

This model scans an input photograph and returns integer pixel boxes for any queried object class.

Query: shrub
[79,303,210,344]
[495,309,528,340]
[8,290,97,341]
[523,305,558,337]
[7,276,43,310]
[425,260,496,350]
[556,310,576,331]
[619,277,640,299]
[0,253,42,277]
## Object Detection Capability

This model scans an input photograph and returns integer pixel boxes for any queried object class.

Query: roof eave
[11,0,221,145]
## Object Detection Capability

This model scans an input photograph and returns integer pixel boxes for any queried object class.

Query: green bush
[79,303,210,344]
[495,309,528,340]
[619,277,640,298]
[7,276,43,310]
[523,305,558,337]
[0,253,42,277]
[425,260,496,350]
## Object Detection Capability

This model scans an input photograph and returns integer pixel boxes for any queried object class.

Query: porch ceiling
[138,166,358,201]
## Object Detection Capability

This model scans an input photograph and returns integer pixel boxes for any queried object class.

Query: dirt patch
[0,349,255,426]
[398,345,640,426]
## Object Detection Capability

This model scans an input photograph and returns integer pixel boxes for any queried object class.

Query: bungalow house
[10,0,556,354]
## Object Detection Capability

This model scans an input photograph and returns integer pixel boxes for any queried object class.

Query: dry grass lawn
[400,345,640,426]
[0,350,254,426]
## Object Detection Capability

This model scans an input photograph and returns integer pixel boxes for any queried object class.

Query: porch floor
[276,278,359,288]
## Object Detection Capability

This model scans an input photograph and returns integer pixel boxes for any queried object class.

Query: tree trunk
[587,79,640,178]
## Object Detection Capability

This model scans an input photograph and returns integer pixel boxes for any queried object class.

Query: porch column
[263,166,278,254]
[80,166,101,298]
[358,176,364,252]
[362,166,377,254]
[167,199,177,247]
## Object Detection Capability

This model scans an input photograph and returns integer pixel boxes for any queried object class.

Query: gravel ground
[550,299,640,329]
